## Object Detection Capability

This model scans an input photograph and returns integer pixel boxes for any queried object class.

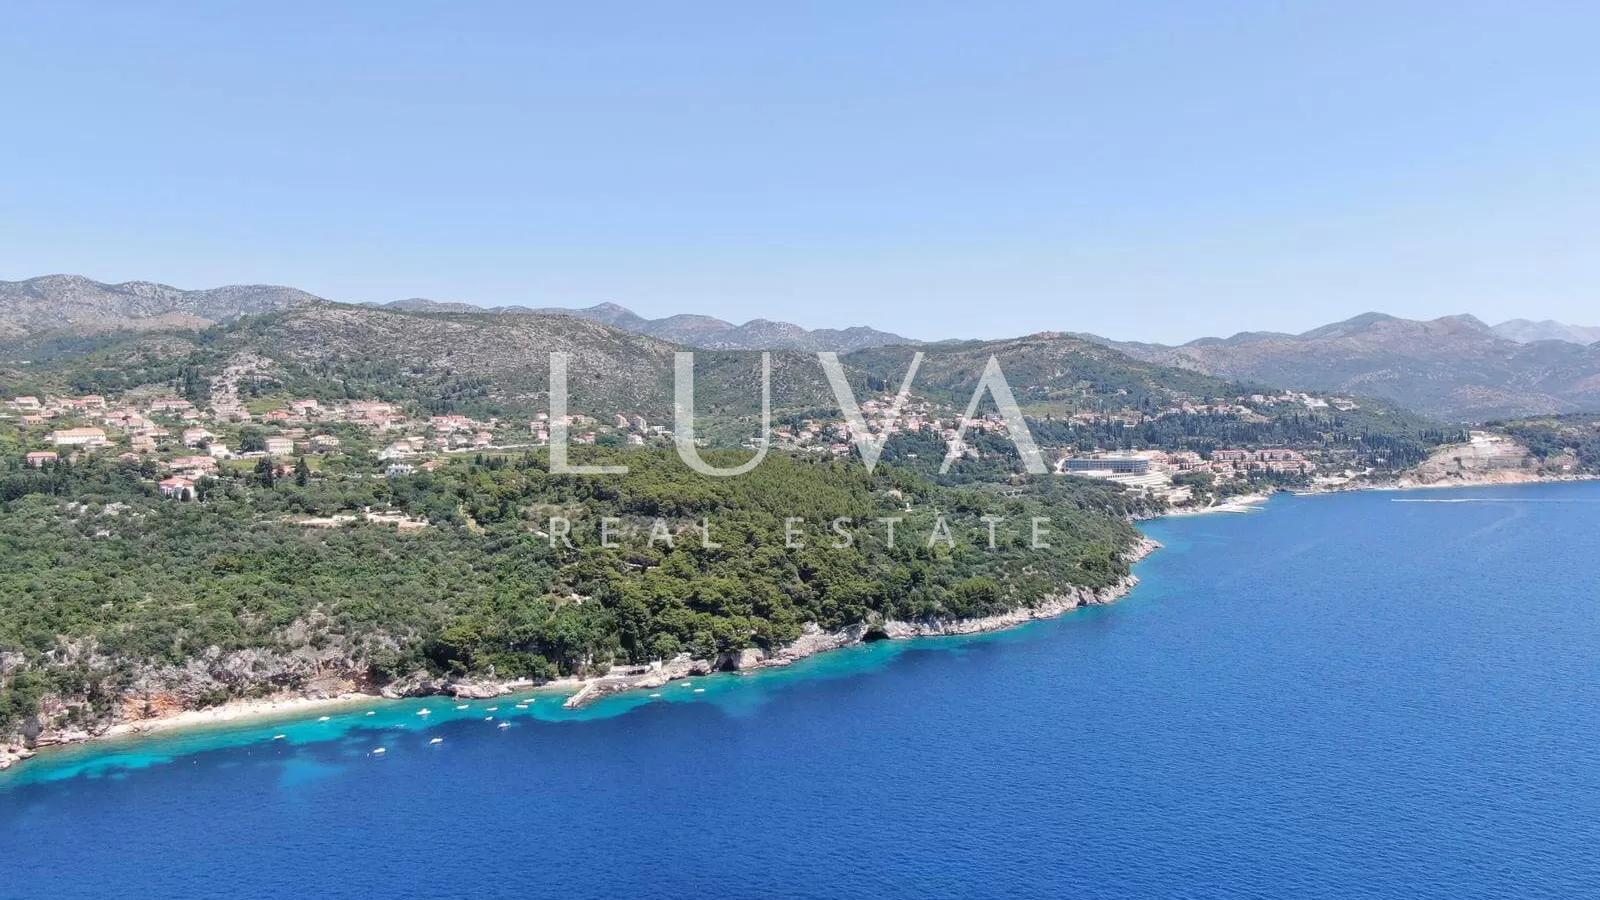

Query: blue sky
[2,1,1597,343]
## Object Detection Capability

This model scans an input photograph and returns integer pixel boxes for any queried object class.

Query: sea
[3,482,1599,899]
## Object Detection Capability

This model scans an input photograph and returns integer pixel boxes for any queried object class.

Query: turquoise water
[4,483,1600,898]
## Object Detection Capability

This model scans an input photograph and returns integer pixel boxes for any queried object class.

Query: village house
[182,427,215,447]
[158,476,197,500]
[169,455,219,473]
[207,443,232,459]
[432,414,474,433]
[103,410,152,431]
[50,427,108,447]
[149,398,193,413]
[264,436,296,457]
[378,437,427,460]
[10,396,42,411]
[348,401,399,421]
[25,451,58,467]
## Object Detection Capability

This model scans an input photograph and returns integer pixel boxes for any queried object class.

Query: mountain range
[1083,312,1600,421]
[2,282,1401,436]
[1489,319,1600,345]
[384,298,911,352]
[8,274,1600,421]
[0,275,910,354]
[0,274,317,339]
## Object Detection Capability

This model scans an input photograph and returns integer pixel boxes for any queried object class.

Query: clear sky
[2,1,1598,344]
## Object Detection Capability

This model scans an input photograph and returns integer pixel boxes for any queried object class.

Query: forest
[0,448,1153,733]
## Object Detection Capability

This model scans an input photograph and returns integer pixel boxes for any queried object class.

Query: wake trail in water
[1390,497,1600,503]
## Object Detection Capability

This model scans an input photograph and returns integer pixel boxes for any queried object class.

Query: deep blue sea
[4,483,1600,899]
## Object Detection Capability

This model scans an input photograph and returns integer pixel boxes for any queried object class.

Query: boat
[272,734,287,740]
[497,722,510,729]
[649,693,662,698]
[317,716,331,722]
[371,748,386,755]
[693,688,706,694]
[429,738,444,745]
[417,708,431,716]
[485,706,498,712]
[455,704,468,710]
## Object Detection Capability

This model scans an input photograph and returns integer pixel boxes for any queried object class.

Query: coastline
[1,537,1162,772]
[561,535,1162,709]
[6,470,1590,773]
[1157,492,1270,517]
[102,692,379,739]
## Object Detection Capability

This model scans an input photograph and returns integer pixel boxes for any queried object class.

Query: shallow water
[4,483,1599,899]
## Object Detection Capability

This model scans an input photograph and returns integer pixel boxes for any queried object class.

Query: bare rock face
[302,675,359,699]
[715,648,768,671]
[380,671,447,699]
[0,743,36,769]
[447,680,513,700]
[1405,432,1540,486]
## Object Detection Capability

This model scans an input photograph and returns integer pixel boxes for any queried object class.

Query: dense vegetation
[0,448,1153,733]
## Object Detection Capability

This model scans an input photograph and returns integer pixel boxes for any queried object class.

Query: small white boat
[429,738,444,745]
[455,704,469,710]
[515,703,529,709]
[484,716,495,721]
[497,722,510,729]
[693,688,706,694]
[371,748,386,755]
[649,693,662,698]
[417,708,432,716]
[365,711,376,716]
[272,734,287,740]
[317,716,331,722]
[485,706,499,712]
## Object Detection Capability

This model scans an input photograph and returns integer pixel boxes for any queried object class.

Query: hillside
[850,331,1234,412]
[0,448,1152,754]
[1082,313,1600,422]
[0,302,851,424]
[3,307,1426,432]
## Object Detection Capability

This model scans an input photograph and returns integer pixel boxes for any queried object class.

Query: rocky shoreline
[561,536,1161,709]
[1,537,1161,773]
